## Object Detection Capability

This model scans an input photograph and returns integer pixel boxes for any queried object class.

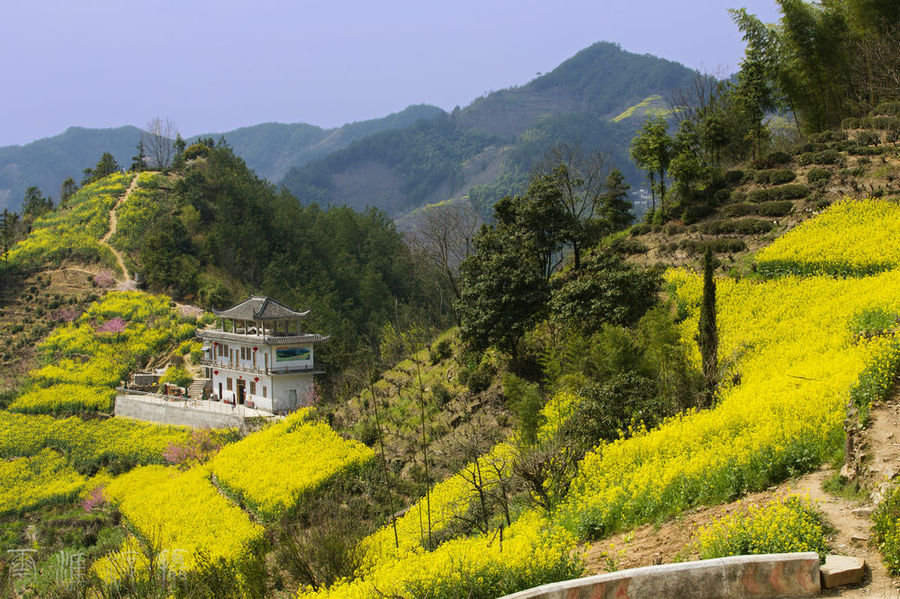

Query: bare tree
[850,24,900,113]
[143,117,178,169]
[539,144,610,270]
[407,200,479,307]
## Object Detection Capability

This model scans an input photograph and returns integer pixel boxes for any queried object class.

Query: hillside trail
[582,394,900,598]
[100,173,139,291]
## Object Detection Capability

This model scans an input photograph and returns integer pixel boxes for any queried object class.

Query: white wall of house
[271,374,315,412]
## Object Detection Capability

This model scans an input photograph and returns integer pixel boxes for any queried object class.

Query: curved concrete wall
[501,552,820,599]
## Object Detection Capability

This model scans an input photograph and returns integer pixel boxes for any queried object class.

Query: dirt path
[582,396,900,597]
[100,173,139,290]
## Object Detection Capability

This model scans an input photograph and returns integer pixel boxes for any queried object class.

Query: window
[226,378,233,391]
[250,381,256,395]
[240,347,246,360]
[262,386,267,398]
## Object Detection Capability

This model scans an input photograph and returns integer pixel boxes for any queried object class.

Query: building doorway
[218,382,223,401]
[237,379,246,405]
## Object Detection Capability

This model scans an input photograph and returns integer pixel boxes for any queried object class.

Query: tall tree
[21,186,52,222]
[598,169,633,233]
[131,139,147,172]
[697,247,718,406]
[541,146,610,270]
[59,177,78,207]
[407,200,479,314]
[630,116,672,213]
[144,117,178,168]
[457,225,549,359]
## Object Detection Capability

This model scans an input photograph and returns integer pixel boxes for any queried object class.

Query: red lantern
[239,375,243,379]
[213,371,219,375]
[254,377,259,382]
[213,342,218,346]
[253,347,258,352]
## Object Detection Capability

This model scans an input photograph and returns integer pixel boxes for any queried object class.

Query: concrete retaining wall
[501,552,820,599]
[114,395,244,429]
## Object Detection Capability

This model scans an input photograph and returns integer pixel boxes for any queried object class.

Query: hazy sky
[0,1,782,147]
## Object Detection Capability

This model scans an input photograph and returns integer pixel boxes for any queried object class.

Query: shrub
[431,382,453,407]
[798,150,845,167]
[695,496,829,560]
[855,131,881,146]
[875,101,900,117]
[612,238,649,254]
[748,184,810,202]
[754,169,796,185]
[724,169,745,185]
[757,201,794,217]
[721,203,757,217]
[861,116,900,131]
[697,219,773,235]
[752,151,792,169]
[807,168,831,185]
[429,339,453,365]
[502,373,544,445]
[842,117,861,129]
[873,484,900,574]
[679,239,747,254]
[465,362,496,394]
[848,145,884,156]
[812,130,847,143]
[629,224,651,236]
[183,143,211,160]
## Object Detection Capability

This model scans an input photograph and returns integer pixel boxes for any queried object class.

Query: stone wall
[114,395,244,429]
[501,552,820,599]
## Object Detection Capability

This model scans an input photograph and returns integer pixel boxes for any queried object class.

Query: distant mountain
[280,42,700,219]
[189,104,443,182]
[0,105,443,212]
[457,42,697,139]
[0,126,142,211]
[2,42,700,219]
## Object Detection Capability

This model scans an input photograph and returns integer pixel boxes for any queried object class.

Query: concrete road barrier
[501,552,820,599]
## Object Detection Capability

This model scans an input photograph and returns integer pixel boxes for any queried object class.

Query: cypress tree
[698,246,718,405]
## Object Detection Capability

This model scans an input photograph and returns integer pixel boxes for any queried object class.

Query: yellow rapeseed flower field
[103,464,265,571]
[212,409,375,521]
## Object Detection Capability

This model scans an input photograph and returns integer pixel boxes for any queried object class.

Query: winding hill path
[100,173,139,290]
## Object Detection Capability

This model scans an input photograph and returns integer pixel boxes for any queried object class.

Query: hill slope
[280,42,699,219]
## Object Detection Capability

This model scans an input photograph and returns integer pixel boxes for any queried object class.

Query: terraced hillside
[620,104,900,272]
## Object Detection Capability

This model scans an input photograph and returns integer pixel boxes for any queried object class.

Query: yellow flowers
[212,409,374,521]
[29,291,197,404]
[0,449,88,516]
[695,496,828,559]
[0,411,193,471]
[559,200,900,541]
[4,172,132,271]
[103,465,265,571]
[8,384,114,415]
[756,197,900,276]
[561,267,900,538]
[300,511,581,599]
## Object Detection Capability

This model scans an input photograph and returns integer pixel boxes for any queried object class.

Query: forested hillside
[280,42,698,219]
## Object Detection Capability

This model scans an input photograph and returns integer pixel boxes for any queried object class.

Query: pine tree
[697,247,718,406]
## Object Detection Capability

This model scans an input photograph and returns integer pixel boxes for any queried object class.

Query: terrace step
[188,378,211,399]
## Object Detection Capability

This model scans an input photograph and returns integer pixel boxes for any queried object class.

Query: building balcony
[199,358,325,375]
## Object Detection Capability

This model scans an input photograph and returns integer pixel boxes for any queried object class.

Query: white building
[197,296,327,413]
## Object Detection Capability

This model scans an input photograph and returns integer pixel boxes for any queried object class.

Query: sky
[0,1,782,148]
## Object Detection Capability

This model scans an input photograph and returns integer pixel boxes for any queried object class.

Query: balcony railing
[199,358,324,375]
